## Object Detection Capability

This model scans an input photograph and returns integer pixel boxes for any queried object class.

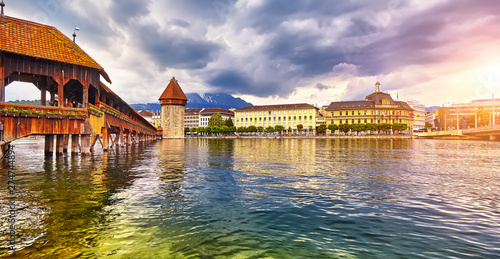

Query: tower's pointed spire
[1,1,6,17]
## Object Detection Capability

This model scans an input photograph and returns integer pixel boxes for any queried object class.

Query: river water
[1,138,499,258]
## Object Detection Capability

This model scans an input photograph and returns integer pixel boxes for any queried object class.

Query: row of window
[330,110,409,116]
[237,109,314,116]
[330,119,405,124]
[236,115,314,123]
[236,122,314,128]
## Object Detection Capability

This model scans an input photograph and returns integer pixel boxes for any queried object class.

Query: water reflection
[0,138,499,258]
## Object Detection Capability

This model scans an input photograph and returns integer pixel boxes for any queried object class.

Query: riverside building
[325,82,414,133]
[234,103,320,134]
[434,98,500,130]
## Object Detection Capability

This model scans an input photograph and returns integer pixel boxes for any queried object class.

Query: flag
[397,92,399,99]
[383,111,387,116]
[75,27,80,31]
[416,113,420,119]
[409,112,414,117]
[397,111,401,117]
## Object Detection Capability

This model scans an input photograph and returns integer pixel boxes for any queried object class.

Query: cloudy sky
[4,0,500,106]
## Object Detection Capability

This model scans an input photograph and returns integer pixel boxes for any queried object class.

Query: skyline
[3,0,500,107]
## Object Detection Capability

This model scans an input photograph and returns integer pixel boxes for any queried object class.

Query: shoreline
[186,135,416,139]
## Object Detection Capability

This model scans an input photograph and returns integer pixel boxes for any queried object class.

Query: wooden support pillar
[40,81,47,106]
[117,129,123,147]
[0,67,4,103]
[58,70,65,107]
[102,127,109,151]
[81,135,91,155]
[127,133,131,146]
[44,134,54,155]
[82,82,89,109]
[56,135,64,155]
[71,134,80,154]
[50,84,55,104]
[63,135,69,152]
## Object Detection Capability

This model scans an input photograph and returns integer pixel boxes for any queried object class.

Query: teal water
[1,138,499,258]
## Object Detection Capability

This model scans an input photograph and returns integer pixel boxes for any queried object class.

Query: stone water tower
[159,77,188,139]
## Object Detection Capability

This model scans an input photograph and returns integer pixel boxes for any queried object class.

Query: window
[371,110,373,115]
[364,119,367,123]
[269,111,272,115]
[250,118,252,122]
[264,117,266,121]
[371,119,373,123]
[289,116,291,120]
[331,113,333,118]
[364,110,367,115]
[259,111,262,115]
[340,119,342,124]
[294,110,296,115]
[352,111,354,115]
[294,116,296,120]
[310,116,312,120]
[245,118,248,122]
[310,110,313,114]
[299,110,301,114]
[278,117,281,121]
[358,119,361,123]
[299,116,301,120]
[340,111,342,116]
[274,117,276,121]
[259,117,262,121]
[352,119,355,124]
[358,111,361,115]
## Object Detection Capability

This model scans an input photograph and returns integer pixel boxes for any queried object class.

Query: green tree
[318,124,327,135]
[297,124,304,134]
[351,123,366,135]
[338,124,351,134]
[224,118,234,127]
[265,126,275,133]
[190,127,197,133]
[378,123,392,134]
[366,123,378,134]
[230,126,236,133]
[184,127,190,134]
[220,126,230,135]
[248,125,257,132]
[257,126,264,133]
[212,126,220,134]
[208,113,224,127]
[237,126,246,133]
[275,125,285,135]
[327,124,338,135]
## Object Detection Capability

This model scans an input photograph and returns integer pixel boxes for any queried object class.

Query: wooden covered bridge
[0,15,157,156]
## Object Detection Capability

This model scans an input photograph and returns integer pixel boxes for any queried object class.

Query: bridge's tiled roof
[159,77,188,101]
[0,16,111,83]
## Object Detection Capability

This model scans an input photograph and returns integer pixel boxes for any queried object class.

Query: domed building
[325,82,414,133]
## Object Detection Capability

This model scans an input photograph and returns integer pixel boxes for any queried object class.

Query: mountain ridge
[131,93,253,111]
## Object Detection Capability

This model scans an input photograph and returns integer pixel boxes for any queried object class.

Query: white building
[405,100,426,131]
[199,108,234,127]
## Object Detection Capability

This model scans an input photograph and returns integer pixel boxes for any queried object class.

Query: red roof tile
[159,77,188,101]
[0,16,111,83]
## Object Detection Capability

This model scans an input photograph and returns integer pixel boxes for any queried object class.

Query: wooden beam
[40,81,47,106]
[71,134,80,154]
[58,70,65,108]
[56,134,64,156]
[0,67,4,103]
[102,127,109,151]
[44,134,54,155]
[81,135,91,155]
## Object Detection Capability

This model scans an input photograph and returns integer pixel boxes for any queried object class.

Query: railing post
[0,67,5,103]
[63,135,69,152]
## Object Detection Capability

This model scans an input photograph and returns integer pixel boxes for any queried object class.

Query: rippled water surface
[1,138,499,258]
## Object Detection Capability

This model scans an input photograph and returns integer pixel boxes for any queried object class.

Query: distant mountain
[130,93,253,112]
[425,106,441,113]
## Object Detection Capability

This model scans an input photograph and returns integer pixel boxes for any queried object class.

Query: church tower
[159,77,188,139]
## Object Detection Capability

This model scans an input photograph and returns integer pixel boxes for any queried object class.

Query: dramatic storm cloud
[4,0,500,106]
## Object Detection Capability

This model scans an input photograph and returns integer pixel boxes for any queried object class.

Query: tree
[237,126,247,133]
[366,123,378,134]
[265,126,275,133]
[425,122,432,129]
[184,127,190,134]
[220,126,230,135]
[257,126,264,133]
[212,126,221,135]
[351,123,366,135]
[318,124,327,135]
[224,118,234,127]
[197,127,205,135]
[338,124,351,134]
[297,124,304,134]
[248,125,257,133]
[275,125,285,135]
[378,123,392,134]
[392,123,408,134]
[327,124,338,135]
[208,113,224,127]
[190,127,197,133]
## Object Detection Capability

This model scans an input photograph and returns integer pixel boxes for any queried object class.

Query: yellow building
[234,103,321,134]
[325,82,414,133]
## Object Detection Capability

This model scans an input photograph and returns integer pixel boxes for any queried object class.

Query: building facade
[159,77,188,139]
[184,108,204,128]
[405,100,426,131]
[234,103,320,134]
[199,108,234,127]
[434,98,500,130]
[151,111,161,129]
[325,82,414,133]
